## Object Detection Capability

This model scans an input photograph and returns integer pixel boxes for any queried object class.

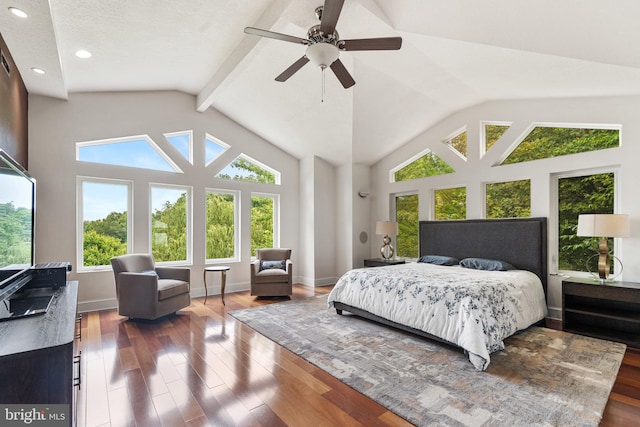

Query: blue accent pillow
[459,257,516,271]
[260,260,286,271]
[417,255,460,266]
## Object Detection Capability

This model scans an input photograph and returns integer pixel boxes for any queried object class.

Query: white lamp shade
[376,221,398,236]
[305,43,339,68]
[577,214,630,238]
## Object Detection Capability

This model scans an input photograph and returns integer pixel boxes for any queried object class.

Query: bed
[327,217,548,371]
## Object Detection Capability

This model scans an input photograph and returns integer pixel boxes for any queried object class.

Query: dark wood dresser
[562,277,640,348]
[0,281,80,425]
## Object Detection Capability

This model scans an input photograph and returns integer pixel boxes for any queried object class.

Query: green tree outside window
[395,194,419,258]
[503,127,619,165]
[82,181,129,267]
[485,124,510,152]
[394,152,454,182]
[558,173,614,272]
[446,131,467,157]
[251,195,275,256]
[206,192,236,259]
[151,189,188,263]
[486,180,531,219]
[435,187,466,220]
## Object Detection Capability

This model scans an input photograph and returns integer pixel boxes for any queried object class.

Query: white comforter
[327,262,547,370]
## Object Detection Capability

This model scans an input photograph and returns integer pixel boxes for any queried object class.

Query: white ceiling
[2,0,640,166]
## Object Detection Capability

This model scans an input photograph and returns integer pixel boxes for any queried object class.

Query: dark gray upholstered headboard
[419,218,548,293]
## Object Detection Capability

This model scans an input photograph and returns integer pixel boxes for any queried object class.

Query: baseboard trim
[546,305,562,322]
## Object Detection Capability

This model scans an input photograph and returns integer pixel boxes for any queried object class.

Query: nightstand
[562,277,640,348]
[363,258,406,267]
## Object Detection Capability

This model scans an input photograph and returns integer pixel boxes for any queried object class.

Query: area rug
[230,295,626,427]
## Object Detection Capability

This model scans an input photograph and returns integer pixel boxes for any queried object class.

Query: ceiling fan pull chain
[321,66,325,103]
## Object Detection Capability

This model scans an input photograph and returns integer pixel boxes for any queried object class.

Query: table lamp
[376,221,398,259]
[577,214,630,283]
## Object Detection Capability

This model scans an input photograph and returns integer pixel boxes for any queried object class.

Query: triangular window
[391,149,454,183]
[205,134,230,166]
[165,131,192,164]
[484,123,511,153]
[444,129,467,158]
[216,154,280,185]
[77,135,181,173]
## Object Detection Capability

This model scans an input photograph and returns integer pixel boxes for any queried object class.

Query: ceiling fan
[244,0,402,89]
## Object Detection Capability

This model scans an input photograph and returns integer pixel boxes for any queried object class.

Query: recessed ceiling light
[31,67,45,74]
[8,7,28,18]
[75,49,92,59]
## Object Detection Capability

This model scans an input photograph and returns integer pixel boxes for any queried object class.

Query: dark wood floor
[77,285,640,427]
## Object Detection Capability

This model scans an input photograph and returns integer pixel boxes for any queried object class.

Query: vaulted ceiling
[2,0,640,166]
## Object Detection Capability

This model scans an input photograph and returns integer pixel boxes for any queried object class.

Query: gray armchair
[110,253,191,320]
[250,248,292,297]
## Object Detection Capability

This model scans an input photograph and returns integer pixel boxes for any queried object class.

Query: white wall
[370,95,640,320]
[28,91,300,312]
[313,157,338,285]
[298,156,315,284]
[351,163,371,269]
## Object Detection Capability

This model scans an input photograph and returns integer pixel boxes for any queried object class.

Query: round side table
[203,266,230,305]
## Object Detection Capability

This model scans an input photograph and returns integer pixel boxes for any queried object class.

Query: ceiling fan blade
[244,27,309,45]
[275,56,310,82]
[320,0,345,35]
[340,37,403,51]
[330,59,355,89]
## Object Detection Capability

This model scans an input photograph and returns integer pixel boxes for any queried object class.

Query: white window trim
[205,188,241,264]
[149,183,192,266]
[76,176,133,272]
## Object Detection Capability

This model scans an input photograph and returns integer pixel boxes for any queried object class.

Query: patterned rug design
[230,296,626,426]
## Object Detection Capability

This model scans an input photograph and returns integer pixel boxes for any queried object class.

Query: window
[483,122,511,153]
[395,194,419,258]
[391,149,455,183]
[205,133,230,166]
[150,184,191,263]
[502,125,619,165]
[78,178,131,269]
[206,189,239,261]
[558,172,614,272]
[77,135,182,172]
[434,187,466,220]
[165,131,192,164]
[251,193,278,256]
[486,179,531,219]
[444,129,466,158]
[218,154,280,185]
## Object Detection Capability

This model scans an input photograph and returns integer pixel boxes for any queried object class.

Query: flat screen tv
[0,148,36,301]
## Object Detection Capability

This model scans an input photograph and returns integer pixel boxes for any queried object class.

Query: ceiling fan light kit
[306,43,339,68]
[244,0,402,90]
